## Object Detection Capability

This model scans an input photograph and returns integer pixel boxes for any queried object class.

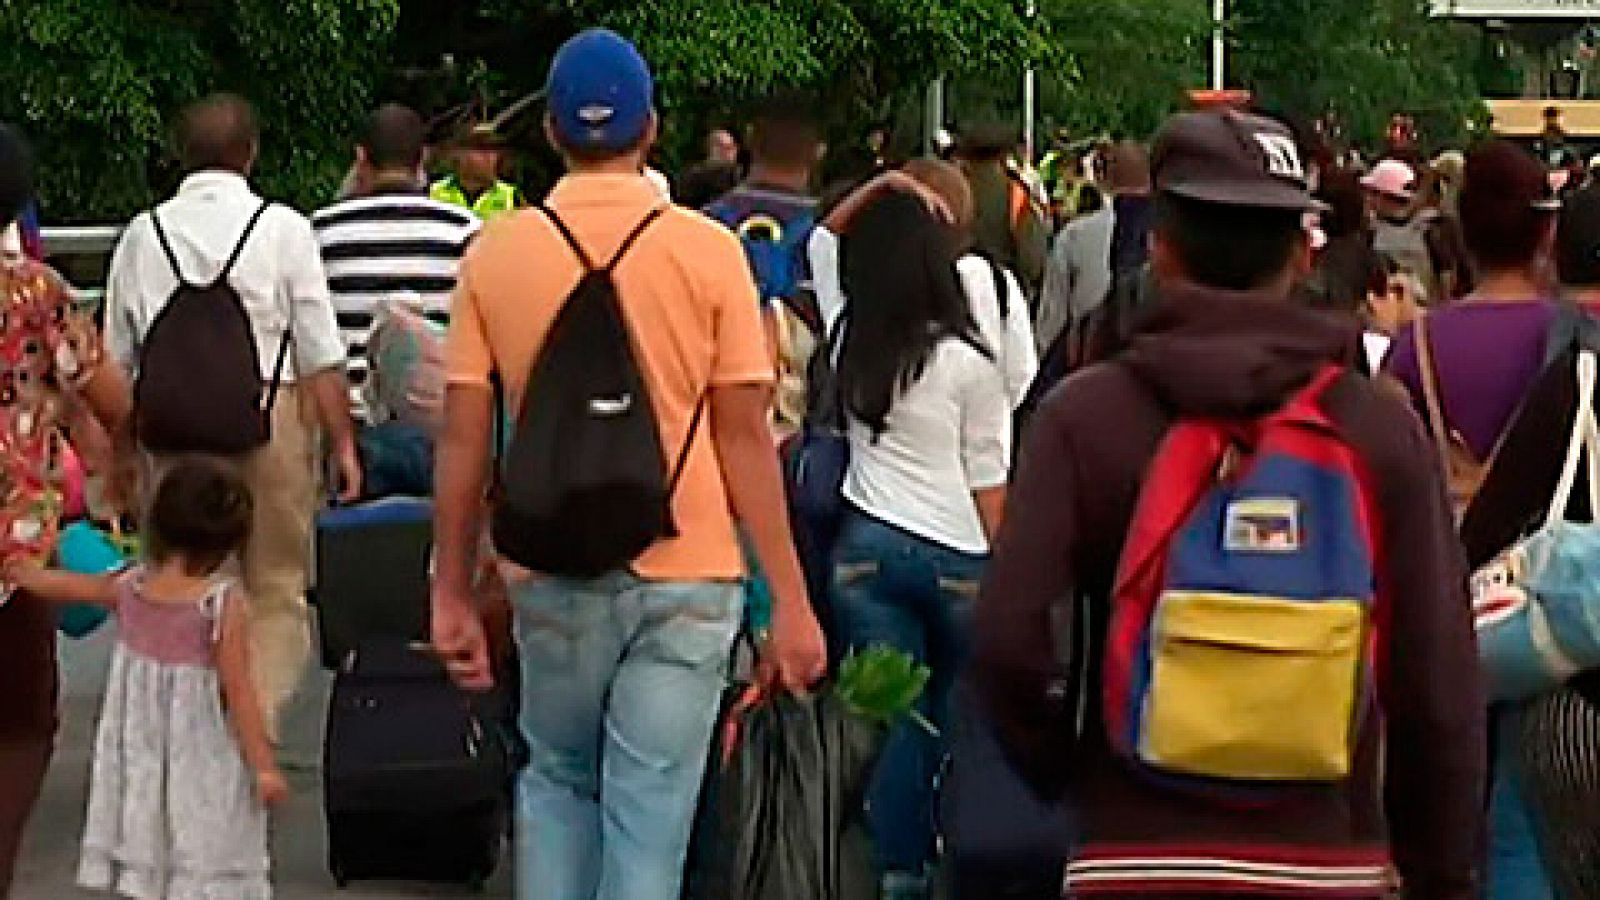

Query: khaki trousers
[147,386,320,740]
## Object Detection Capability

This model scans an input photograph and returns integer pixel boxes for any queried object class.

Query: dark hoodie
[973,282,1485,899]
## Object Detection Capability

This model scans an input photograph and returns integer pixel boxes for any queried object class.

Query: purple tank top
[1385,301,1558,460]
[115,570,226,668]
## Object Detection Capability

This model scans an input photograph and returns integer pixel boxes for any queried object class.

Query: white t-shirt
[809,227,1017,555]
[810,226,1038,409]
[842,335,1011,556]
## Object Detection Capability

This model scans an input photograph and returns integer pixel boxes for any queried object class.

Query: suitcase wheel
[332,864,349,890]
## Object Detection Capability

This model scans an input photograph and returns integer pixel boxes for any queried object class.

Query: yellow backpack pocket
[1139,591,1366,781]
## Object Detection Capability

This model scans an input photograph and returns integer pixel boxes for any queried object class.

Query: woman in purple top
[1384,141,1570,899]
[1383,152,1560,464]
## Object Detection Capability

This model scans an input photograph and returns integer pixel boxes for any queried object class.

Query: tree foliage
[1024,0,1482,148]
[480,0,1052,163]
[1230,0,1485,148]
[0,0,1488,221]
[1037,0,1211,140]
[0,0,399,222]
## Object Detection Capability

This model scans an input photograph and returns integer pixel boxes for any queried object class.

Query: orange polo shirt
[446,173,772,581]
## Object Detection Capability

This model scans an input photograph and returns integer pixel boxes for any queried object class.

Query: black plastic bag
[693,690,883,900]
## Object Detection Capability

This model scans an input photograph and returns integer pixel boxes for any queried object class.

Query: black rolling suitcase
[324,639,510,891]
[310,497,434,669]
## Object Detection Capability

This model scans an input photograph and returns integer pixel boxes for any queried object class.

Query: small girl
[7,458,285,899]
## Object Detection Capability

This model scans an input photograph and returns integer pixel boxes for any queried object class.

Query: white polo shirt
[106,170,346,383]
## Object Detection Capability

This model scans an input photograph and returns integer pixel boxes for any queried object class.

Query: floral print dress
[0,257,101,575]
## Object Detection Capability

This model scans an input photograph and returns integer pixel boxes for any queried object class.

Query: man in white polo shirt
[105,93,361,737]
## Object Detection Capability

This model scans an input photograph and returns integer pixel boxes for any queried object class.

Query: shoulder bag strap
[1413,313,1455,474]
[1548,350,1599,528]
[215,201,272,287]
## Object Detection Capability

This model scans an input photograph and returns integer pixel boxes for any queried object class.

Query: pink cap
[1361,159,1416,200]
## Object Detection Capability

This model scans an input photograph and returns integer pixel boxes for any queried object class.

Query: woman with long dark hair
[830,189,1011,899]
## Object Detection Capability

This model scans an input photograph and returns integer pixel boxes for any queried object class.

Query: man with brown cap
[972,108,1484,899]
[431,123,523,220]
[955,123,1050,296]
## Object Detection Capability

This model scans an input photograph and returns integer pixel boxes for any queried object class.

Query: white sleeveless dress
[77,571,271,899]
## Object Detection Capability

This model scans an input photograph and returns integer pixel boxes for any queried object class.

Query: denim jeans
[357,420,434,500]
[831,511,984,892]
[511,573,741,900]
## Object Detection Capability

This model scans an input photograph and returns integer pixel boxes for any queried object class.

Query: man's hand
[760,599,827,695]
[329,436,362,505]
[432,583,493,692]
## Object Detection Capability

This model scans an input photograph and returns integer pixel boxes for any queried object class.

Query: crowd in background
[5,24,1600,900]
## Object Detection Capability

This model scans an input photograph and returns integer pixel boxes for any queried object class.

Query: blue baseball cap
[546,29,655,154]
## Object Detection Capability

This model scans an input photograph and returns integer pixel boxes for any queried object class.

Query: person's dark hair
[1459,140,1555,273]
[678,160,740,209]
[747,92,821,170]
[146,458,253,577]
[177,94,260,174]
[955,122,1017,164]
[1317,168,1367,239]
[1154,193,1306,291]
[837,190,988,436]
[1076,183,1105,217]
[0,125,35,231]
[361,104,426,171]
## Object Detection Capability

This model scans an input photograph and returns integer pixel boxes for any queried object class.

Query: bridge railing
[41,225,123,311]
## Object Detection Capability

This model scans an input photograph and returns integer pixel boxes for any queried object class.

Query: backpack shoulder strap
[214,201,272,287]
[538,204,597,271]
[603,206,666,272]
[539,205,665,274]
[148,211,191,287]
[988,257,1011,321]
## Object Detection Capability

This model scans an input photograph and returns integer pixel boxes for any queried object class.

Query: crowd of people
[3,22,1600,900]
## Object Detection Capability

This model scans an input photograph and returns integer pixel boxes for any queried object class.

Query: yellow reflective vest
[429,177,522,220]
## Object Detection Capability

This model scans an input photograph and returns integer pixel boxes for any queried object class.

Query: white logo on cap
[578,104,616,125]
[1254,133,1305,181]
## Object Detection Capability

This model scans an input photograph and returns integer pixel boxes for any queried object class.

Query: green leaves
[1230,0,1484,148]
[834,645,932,731]
[0,0,398,222]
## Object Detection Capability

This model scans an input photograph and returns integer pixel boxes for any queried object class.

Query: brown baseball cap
[1151,109,1322,211]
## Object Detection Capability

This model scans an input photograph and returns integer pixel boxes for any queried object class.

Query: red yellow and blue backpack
[1103,366,1386,792]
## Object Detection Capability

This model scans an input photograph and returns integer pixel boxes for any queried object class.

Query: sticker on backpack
[1223,497,1301,553]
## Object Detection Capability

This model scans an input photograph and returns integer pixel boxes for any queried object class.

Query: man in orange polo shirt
[430,28,826,900]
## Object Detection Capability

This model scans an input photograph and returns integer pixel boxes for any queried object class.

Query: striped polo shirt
[311,190,480,389]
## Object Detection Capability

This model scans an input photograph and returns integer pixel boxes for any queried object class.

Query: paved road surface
[13,626,515,899]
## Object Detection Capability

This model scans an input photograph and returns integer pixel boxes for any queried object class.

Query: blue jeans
[511,573,741,900]
[1489,705,1555,900]
[831,512,984,891]
[357,421,434,499]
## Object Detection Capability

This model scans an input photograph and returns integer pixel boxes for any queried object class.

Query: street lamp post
[1024,0,1038,160]
[1212,0,1227,90]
